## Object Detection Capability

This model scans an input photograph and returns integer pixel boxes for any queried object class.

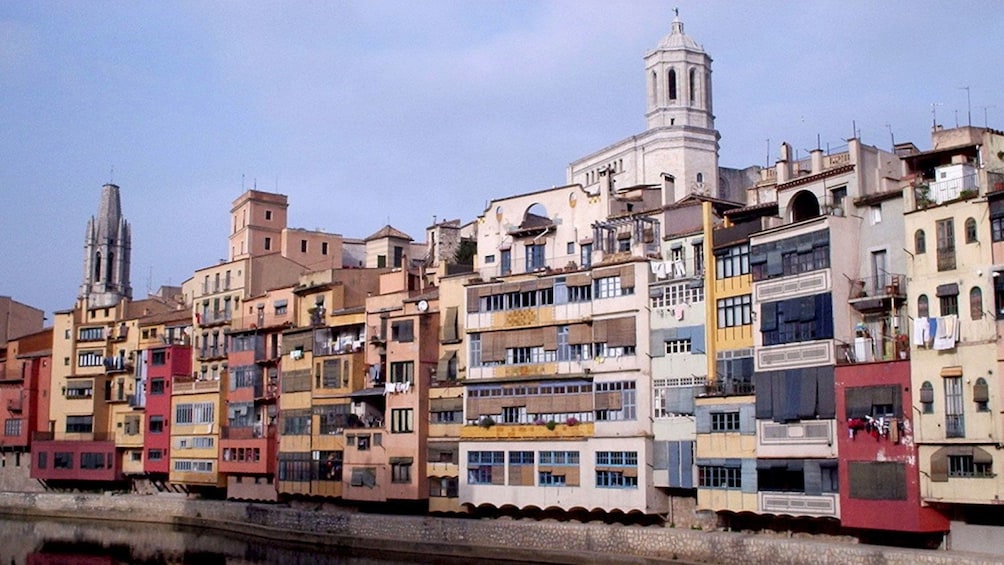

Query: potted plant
[478,416,495,429]
[565,416,579,426]
[545,420,557,431]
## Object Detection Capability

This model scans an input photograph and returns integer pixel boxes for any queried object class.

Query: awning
[936,283,959,297]
[940,366,963,377]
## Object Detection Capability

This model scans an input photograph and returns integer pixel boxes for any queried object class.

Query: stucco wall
[0,492,997,565]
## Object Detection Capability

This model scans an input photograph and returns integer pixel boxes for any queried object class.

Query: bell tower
[79,183,132,308]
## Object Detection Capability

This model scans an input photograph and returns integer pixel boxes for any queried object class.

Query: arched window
[650,71,657,106]
[974,377,989,412]
[918,294,929,318]
[668,69,677,101]
[970,286,984,320]
[107,252,114,283]
[965,217,978,243]
[688,68,696,104]
[915,229,926,254]
[94,252,102,282]
[920,381,934,413]
[696,172,704,184]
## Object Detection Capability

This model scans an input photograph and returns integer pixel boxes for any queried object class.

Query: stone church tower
[567,12,721,205]
[79,183,132,308]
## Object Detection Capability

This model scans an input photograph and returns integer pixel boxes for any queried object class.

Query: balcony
[945,414,965,438]
[221,424,275,440]
[6,397,23,412]
[197,346,228,361]
[703,379,754,397]
[198,310,232,328]
[172,378,221,394]
[103,357,133,374]
[913,172,980,210]
[848,273,906,312]
[459,421,595,440]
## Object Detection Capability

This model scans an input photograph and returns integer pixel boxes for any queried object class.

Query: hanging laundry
[913,317,929,346]
[933,315,958,350]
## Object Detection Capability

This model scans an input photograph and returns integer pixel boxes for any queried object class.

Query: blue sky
[2,1,1002,319]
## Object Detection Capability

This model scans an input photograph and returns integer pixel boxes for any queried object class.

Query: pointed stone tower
[79,183,132,307]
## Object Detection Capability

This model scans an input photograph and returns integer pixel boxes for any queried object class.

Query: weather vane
[674,7,679,17]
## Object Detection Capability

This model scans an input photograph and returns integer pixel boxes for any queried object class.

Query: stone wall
[0,453,45,493]
[0,493,998,565]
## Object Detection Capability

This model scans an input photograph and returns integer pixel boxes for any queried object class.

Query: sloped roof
[364,225,413,242]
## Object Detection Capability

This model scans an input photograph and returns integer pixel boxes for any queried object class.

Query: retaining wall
[0,493,1000,565]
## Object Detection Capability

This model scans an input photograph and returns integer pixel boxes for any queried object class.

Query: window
[274,300,287,315]
[870,204,882,224]
[965,217,978,243]
[78,327,104,341]
[264,237,272,251]
[717,295,752,328]
[949,455,993,478]
[595,381,636,421]
[595,276,632,298]
[940,294,958,317]
[77,350,103,367]
[4,419,22,437]
[974,377,990,412]
[175,402,214,425]
[945,376,965,438]
[665,339,692,354]
[389,361,414,384]
[467,451,504,485]
[391,408,414,433]
[918,294,930,318]
[391,320,414,342]
[525,243,545,271]
[377,255,386,268]
[54,452,74,469]
[993,217,1004,242]
[710,411,740,432]
[321,241,329,255]
[282,411,311,435]
[650,282,704,309]
[668,68,677,100]
[936,218,956,271]
[391,461,412,483]
[715,244,749,279]
[750,230,830,281]
[469,334,481,367]
[429,476,459,497]
[300,239,308,253]
[150,378,165,395]
[595,451,638,489]
[65,415,93,433]
[970,286,984,320]
[698,465,741,489]
[920,381,934,413]
[173,459,213,473]
[265,210,272,221]
[580,243,592,268]
[149,416,164,433]
[688,68,696,103]
[567,242,575,255]
[485,254,495,264]
[500,249,511,275]
[148,449,163,461]
[393,246,404,268]
[759,294,834,346]
[849,461,906,500]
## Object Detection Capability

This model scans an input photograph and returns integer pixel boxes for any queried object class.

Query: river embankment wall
[0,492,1000,565]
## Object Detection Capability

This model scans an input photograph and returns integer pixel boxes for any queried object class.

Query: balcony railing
[703,379,754,397]
[914,172,980,210]
[103,357,133,374]
[199,310,232,326]
[221,424,275,440]
[197,346,227,361]
[945,414,965,438]
[31,431,115,442]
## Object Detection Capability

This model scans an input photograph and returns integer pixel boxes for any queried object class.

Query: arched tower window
[650,70,657,107]
[107,252,114,283]
[970,286,984,320]
[688,68,696,104]
[696,173,704,184]
[668,69,677,101]
[915,230,926,254]
[94,252,102,282]
[918,294,929,318]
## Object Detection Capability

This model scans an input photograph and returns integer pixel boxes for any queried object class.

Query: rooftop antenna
[931,102,943,129]
[851,120,858,139]
[816,134,821,151]
[765,138,770,166]
[885,123,895,147]
[959,86,972,127]
[954,109,959,128]
[982,105,996,128]
[109,165,114,184]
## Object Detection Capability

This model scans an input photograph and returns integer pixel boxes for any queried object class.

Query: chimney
[810,149,824,174]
